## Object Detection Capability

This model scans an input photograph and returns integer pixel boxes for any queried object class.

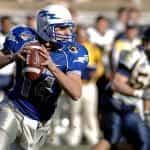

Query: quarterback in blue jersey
[93,29,150,150]
[0,5,88,150]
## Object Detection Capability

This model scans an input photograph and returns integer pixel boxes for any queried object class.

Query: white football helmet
[36,4,75,46]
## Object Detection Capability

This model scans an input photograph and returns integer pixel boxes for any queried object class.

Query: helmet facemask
[47,23,75,45]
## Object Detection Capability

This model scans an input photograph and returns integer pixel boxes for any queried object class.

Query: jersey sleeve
[67,43,89,76]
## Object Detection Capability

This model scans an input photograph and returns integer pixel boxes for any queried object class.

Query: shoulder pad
[119,48,141,69]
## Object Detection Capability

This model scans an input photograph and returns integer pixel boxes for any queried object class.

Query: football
[22,41,45,80]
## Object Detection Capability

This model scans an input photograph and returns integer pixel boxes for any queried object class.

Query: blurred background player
[87,15,116,52]
[25,14,36,29]
[112,23,141,73]
[112,7,129,34]
[93,27,150,150]
[142,27,150,127]
[111,23,144,119]
[128,7,141,25]
[64,24,104,146]
[0,15,15,105]
[0,4,88,150]
[0,16,13,49]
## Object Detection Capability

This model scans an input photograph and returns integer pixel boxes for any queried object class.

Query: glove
[134,89,150,100]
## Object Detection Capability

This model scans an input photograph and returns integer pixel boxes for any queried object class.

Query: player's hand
[39,45,56,70]
[21,46,32,55]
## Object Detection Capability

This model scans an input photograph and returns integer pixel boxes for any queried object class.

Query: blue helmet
[4,25,38,53]
[36,5,75,47]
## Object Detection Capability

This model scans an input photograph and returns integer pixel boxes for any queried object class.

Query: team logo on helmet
[39,10,60,19]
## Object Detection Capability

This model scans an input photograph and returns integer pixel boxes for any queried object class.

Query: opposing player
[0,4,88,150]
[93,28,150,150]
[142,27,150,127]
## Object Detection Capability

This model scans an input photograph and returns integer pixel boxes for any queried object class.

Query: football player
[142,27,150,127]
[93,28,150,150]
[0,4,88,150]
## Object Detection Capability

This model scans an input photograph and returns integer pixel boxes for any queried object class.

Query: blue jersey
[4,25,88,121]
[7,42,88,121]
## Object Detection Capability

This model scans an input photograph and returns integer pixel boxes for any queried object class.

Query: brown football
[22,41,45,80]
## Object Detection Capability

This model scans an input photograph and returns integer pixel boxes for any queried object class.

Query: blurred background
[0,0,150,25]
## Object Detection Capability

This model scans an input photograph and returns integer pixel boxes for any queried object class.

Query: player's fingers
[22,45,35,52]
[41,44,47,52]
[21,48,31,55]
[39,51,48,59]
[38,48,48,56]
